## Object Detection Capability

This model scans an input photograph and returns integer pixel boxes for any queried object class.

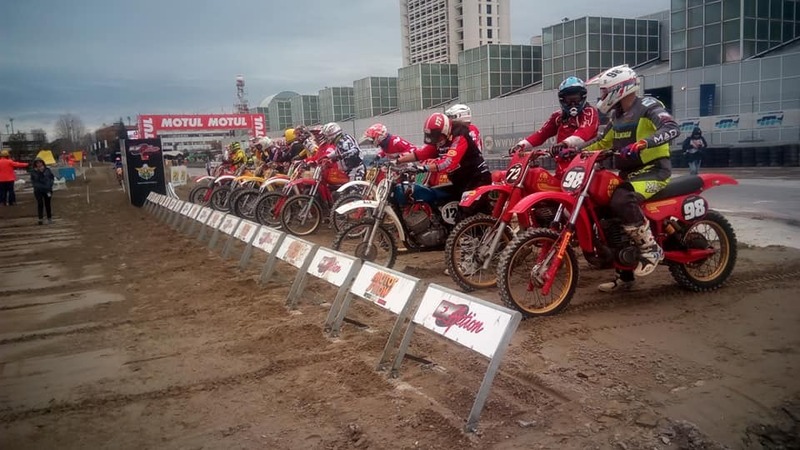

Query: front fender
[214,175,237,185]
[193,175,215,184]
[699,173,738,190]
[335,200,406,243]
[511,191,593,251]
[336,180,371,193]
[460,184,513,207]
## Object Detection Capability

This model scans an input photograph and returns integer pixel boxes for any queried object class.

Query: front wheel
[332,219,397,268]
[189,185,211,204]
[254,192,284,228]
[231,188,260,220]
[445,214,513,292]
[281,195,322,236]
[330,193,369,233]
[496,228,578,318]
[668,210,737,291]
[210,185,232,211]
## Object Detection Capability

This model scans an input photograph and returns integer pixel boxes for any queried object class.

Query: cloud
[0,0,668,136]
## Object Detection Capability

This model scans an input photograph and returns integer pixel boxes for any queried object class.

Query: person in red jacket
[360,123,417,159]
[512,76,599,175]
[0,150,29,206]
[445,104,483,153]
[396,113,491,199]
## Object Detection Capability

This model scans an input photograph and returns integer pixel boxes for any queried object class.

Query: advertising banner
[121,138,166,207]
[699,83,715,117]
[350,264,419,315]
[253,227,283,253]
[713,115,739,130]
[755,111,784,127]
[234,220,259,243]
[275,236,315,269]
[678,118,701,134]
[170,165,188,186]
[413,285,515,359]
[307,247,357,287]
[138,114,266,139]
[219,215,239,235]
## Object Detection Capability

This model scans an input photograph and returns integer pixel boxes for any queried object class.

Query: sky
[0,0,669,139]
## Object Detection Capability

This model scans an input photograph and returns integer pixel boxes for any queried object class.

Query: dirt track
[1,167,799,449]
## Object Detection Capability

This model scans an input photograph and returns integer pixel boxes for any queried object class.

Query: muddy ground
[1,166,799,449]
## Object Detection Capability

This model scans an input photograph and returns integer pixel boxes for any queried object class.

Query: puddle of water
[0,290,125,333]
[0,348,128,410]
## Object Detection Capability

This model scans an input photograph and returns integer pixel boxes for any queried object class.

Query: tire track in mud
[0,352,340,423]
[521,268,800,346]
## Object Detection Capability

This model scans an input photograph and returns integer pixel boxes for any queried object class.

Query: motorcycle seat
[647,175,703,201]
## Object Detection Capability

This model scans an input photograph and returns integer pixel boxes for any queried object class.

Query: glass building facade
[267,91,298,133]
[318,87,355,123]
[354,77,399,119]
[542,17,661,90]
[398,63,459,112]
[670,0,799,70]
[290,95,320,126]
[458,44,543,102]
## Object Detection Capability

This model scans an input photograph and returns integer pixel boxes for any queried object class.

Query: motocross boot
[598,273,636,293]
[624,221,664,277]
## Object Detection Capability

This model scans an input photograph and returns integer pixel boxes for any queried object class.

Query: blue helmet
[558,76,588,117]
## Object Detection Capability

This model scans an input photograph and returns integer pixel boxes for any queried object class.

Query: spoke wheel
[332,219,397,268]
[445,214,512,291]
[281,195,322,236]
[254,192,284,228]
[496,228,577,317]
[669,210,737,291]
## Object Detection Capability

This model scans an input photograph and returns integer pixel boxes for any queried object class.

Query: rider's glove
[620,140,647,159]
[549,143,567,157]
[509,139,531,156]
[329,154,340,162]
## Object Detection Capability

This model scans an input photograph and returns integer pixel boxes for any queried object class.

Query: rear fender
[193,175,214,183]
[460,184,512,207]
[335,200,406,243]
[698,173,738,190]
[510,191,593,250]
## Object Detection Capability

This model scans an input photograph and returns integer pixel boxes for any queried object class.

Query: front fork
[298,183,320,225]
[480,221,507,270]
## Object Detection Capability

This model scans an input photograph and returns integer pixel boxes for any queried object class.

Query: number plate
[681,195,708,221]
[561,167,586,192]
[505,163,523,184]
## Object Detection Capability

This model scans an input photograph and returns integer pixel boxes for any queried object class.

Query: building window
[487,28,493,39]
[487,4,492,14]
[487,16,492,26]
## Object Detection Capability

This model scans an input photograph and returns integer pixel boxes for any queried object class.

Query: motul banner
[138,114,266,139]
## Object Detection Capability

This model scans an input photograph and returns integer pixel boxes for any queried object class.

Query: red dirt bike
[279,158,350,236]
[187,162,240,205]
[444,149,563,291]
[497,148,738,317]
[254,160,308,228]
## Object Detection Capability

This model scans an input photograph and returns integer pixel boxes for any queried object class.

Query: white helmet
[321,122,342,143]
[258,136,273,148]
[445,104,472,124]
[587,64,640,114]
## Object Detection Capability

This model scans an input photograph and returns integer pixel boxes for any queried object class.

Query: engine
[600,218,639,267]
[403,205,448,247]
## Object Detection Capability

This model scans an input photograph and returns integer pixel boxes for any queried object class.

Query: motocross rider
[583,64,680,292]
[321,122,366,181]
[274,128,308,164]
[396,112,491,200]
[360,123,417,159]
[445,104,483,153]
[228,141,247,170]
[512,76,599,176]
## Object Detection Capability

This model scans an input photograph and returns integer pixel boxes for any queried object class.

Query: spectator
[682,127,707,175]
[30,158,55,225]
[0,149,29,206]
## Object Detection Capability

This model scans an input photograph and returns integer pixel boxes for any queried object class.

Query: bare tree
[54,113,86,152]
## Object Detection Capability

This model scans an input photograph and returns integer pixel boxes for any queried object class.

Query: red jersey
[0,158,29,182]
[305,142,335,162]
[524,107,599,148]
[468,124,483,152]
[377,134,416,158]
[412,135,488,190]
